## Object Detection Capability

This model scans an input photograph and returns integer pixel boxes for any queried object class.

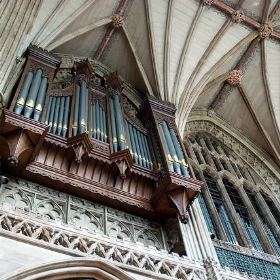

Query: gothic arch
[4,258,134,280]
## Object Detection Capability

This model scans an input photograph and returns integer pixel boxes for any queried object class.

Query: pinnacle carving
[231,10,245,24]
[258,23,273,39]
[227,70,242,85]
[111,14,123,28]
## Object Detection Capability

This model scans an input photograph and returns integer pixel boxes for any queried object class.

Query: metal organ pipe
[48,97,57,132]
[137,129,147,168]
[57,96,65,136]
[127,122,138,164]
[143,134,153,169]
[100,105,105,142]
[24,69,42,118]
[132,126,142,166]
[14,71,34,114]
[33,76,48,121]
[91,103,97,139]
[99,105,103,141]
[96,103,100,140]
[159,123,175,172]
[102,109,107,142]
[52,97,61,134]
[169,128,189,176]
[79,80,88,134]
[161,121,181,174]
[73,84,80,136]
[113,93,126,150]
[45,96,52,125]
[62,96,70,137]
[109,98,118,152]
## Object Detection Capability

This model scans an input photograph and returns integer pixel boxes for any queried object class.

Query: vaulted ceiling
[2,0,280,166]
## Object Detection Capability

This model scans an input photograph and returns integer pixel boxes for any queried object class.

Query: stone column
[237,184,275,254]
[179,200,219,262]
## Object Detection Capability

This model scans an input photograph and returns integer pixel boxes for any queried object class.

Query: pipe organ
[0,45,202,222]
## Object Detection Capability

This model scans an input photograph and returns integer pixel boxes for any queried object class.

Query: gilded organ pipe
[24,69,42,118]
[14,71,34,114]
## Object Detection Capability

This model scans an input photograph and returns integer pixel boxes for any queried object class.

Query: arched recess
[4,258,134,280]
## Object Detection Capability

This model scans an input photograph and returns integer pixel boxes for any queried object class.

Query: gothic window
[245,188,280,256]
[197,193,216,238]
[204,138,213,151]
[231,162,242,179]
[194,149,203,164]
[220,159,228,171]
[212,157,221,171]
[223,178,263,251]
[212,142,220,154]
[261,192,280,227]
[204,172,238,243]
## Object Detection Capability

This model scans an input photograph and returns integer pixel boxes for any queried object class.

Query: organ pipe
[169,128,189,176]
[161,121,181,174]
[159,124,174,172]
[96,102,100,140]
[91,103,97,139]
[24,69,42,118]
[102,109,107,142]
[45,96,52,125]
[113,93,126,150]
[48,97,56,131]
[62,96,70,137]
[52,97,60,134]
[79,80,88,134]
[57,96,65,136]
[109,98,118,152]
[73,85,80,136]
[127,122,138,164]
[100,106,105,142]
[137,129,147,168]
[132,126,142,166]
[33,76,48,121]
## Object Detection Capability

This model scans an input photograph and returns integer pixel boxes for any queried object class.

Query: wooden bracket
[67,133,92,163]
[4,129,34,166]
[111,149,133,178]
[151,172,202,223]
[167,187,190,224]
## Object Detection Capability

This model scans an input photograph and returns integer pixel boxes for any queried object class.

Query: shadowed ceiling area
[3,0,280,166]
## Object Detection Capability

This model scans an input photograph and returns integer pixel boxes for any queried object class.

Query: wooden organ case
[0,45,202,222]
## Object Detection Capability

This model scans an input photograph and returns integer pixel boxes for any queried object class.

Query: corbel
[110,149,133,178]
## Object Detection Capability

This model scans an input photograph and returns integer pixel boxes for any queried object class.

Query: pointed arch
[4,258,134,280]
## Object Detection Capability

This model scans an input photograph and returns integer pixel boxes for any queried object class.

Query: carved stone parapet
[151,172,202,223]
